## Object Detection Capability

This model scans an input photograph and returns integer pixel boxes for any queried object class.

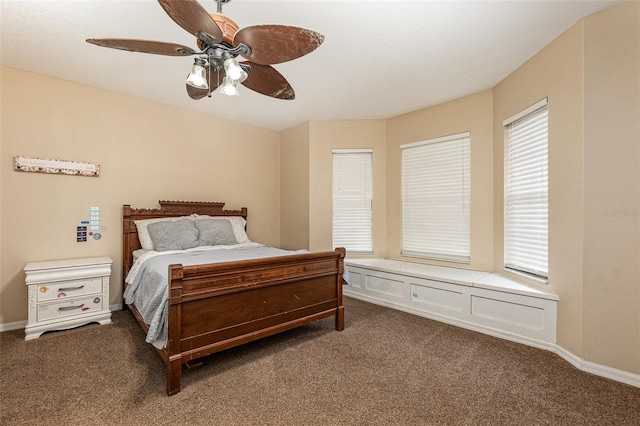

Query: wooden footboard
[163,248,345,395]
[123,201,345,395]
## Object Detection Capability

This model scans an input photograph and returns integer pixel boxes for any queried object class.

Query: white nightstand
[24,256,113,340]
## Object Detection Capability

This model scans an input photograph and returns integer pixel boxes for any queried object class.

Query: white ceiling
[1,0,622,131]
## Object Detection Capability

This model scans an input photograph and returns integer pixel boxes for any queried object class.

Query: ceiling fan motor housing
[197,13,239,49]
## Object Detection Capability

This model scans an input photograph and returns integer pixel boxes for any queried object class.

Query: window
[401,132,470,263]
[503,98,548,279]
[332,149,373,253]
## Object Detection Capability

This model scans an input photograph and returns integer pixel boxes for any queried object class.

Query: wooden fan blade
[86,38,196,56]
[241,62,295,100]
[234,25,324,65]
[158,0,223,42]
[186,67,223,100]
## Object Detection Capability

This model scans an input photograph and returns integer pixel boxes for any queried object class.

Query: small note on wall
[14,156,100,177]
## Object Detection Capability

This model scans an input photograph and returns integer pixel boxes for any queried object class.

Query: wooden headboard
[122,200,248,285]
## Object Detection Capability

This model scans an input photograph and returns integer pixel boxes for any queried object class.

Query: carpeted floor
[1,296,638,425]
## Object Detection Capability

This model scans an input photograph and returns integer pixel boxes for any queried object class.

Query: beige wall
[493,21,586,357]
[308,120,387,254]
[280,122,310,250]
[583,1,640,374]
[0,66,281,324]
[386,90,495,272]
[492,1,640,375]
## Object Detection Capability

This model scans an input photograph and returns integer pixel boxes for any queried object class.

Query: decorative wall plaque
[14,156,100,177]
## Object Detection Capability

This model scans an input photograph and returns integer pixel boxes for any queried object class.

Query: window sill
[503,267,549,285]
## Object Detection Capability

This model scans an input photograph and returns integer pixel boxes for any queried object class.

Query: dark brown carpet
[1,296,638,425]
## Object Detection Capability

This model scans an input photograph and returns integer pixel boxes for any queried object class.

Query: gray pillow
[147,219,199,252]
[195,219,238,246]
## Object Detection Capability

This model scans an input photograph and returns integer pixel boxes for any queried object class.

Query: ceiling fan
[86,0,324,100]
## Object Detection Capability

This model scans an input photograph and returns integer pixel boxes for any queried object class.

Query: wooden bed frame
[123,200,345,395]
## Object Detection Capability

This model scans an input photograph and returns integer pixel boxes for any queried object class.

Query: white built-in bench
[344,259,559,351]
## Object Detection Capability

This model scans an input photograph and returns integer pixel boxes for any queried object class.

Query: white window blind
[401,132,470,263]
[504,99,548,279]
[332,149,373,253]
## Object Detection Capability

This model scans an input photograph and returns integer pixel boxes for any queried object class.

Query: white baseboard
[1,304,124,333]
[555,345,640,388]
[554,345,583,369]
[345,292,640,389]
[2,298,638,389]
[0,320,27,333]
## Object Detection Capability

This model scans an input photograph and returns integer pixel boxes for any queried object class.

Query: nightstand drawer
[36,278,103,302]
[37,295,105,322]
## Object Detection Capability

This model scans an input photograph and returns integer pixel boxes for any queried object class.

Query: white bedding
[124,243,307,348]
[132,249,147,263]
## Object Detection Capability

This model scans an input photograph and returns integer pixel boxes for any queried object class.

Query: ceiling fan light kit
[223,57,248,83]
[220,77,240,96]
[186,57,209,89]
[86,0,324,100]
